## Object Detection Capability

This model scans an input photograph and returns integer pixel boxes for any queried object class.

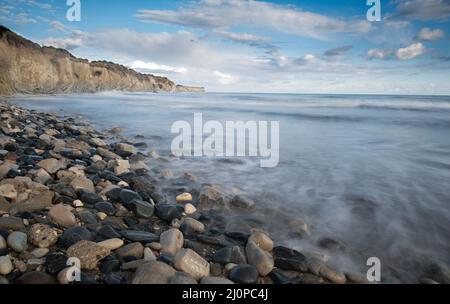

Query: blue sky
[1,0,450,94]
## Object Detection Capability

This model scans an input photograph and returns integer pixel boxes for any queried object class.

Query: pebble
[132,261,176,284]
[31,248,49,258]
[120,230,159,243]
[97,212,107,220]
[143,247,156,261]
[37,158,67,174]
[273,246,308,272]
[49,204,77,228]
[57,267,75,284]
[213,246,247,265]
[148,242,161,251]
[0,216,25,230]
[245,240,274,276]
[173,248,210,280]
[160,228,184,255]
[45,252,68,274]
[69,176,95,193]
[114,159,130,176]
[155,204,182,222]
[119,189,142,204]
[182,217,205,233]
[228,264,259,284]
[176,192,193,203]
[184,203,197,215]
[62,226,92,247]
[7,231,28,252]
[0,184,17,200]
[72,200,83,207]
[115,242,144,259]
[308,258,346,284]
[67,240,110,270]
[94,202,116,216]
[97,238,124,250]
[124,199,154,219]
[0,256,13,275]
[248,230,274,251]
[28,223,59,248]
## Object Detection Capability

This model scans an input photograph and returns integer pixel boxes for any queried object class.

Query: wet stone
[273,246,308,272]
[120,230,159,243]
[228,264,259,284]
[155,204,182,222]
[45,252,68,275]
[94,202,116,216]
[62,226,92,247]
[124,199,154,219]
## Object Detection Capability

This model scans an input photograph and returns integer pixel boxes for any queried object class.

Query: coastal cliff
[0,26,205,96]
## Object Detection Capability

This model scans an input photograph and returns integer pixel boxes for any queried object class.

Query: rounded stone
[0,235,6,249]
[28,223,59,248]
[184,203,197,215]
[67,240,110,270]
[176,192,193,203]
[48,204,77,228]
[62,226,92,247]
[0,256,14,275]
[228,264,259,284]
[7,231,28,252]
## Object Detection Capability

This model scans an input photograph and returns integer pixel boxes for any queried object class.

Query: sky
[1,0,450,95]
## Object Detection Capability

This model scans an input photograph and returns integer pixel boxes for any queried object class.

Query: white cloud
[367,43,425,60]
[136,0,372,39]
[416,27,445,41]
[213,71,239,84]
[130,60,187,74]
[395,43,426,60]
[215,30,268,43]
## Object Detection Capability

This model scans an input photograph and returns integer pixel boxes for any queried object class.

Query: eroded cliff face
[0,26,205,96]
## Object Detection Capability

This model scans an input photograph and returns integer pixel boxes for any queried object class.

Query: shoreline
[0,100,448,284]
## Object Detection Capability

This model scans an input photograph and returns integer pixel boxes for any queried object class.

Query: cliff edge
[0,26,205,96]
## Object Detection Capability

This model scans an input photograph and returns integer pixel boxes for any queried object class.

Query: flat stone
[67,240,110,270]
[120,230,159,243]
[37,158,67,174]
[124,199,154,219]
[160,228,184,255]
[115,242,144,259]
[49,204,77,228]
[7,231,28,252]
[121,259,150,270]
[97,238,124,250]
[97,225,121,239]
[94,202,116,216]
[273,246,308,272]
[173,248,210,281]
[228,264,259,284]
[132,261,176,284]
[70,176,95,193]
[246,240,274,276]
[0,216,25,230]
[9,190,54,214]
[0,184,17,200]
[28,223,59,248]
[114,159,130,176]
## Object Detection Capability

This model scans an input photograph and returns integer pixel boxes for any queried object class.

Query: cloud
[215,30,268,43]
[135,0,372,39]
[41,36,84,50]
[213,71,239,85]
[323,45,353,57]
[396,42,426,59]
[367,43,426,60]
[26,0,52,10]
[392,0,450,21]
[415,27,445,41]
[130,60,187,74]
